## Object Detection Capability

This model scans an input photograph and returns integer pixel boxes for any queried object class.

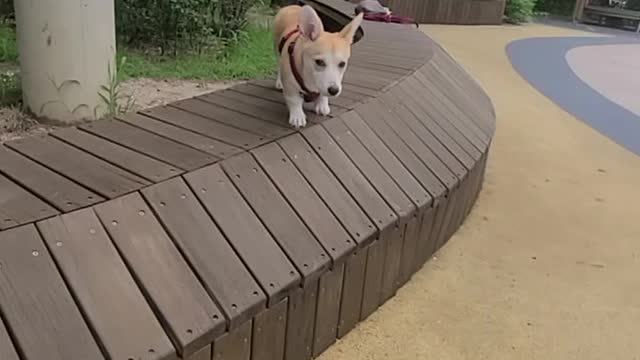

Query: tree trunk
[14,0,116,123]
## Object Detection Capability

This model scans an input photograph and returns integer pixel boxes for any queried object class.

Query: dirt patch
[0,78,239,144]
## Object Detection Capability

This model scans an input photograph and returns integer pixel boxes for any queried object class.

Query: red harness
[278,28,320,103]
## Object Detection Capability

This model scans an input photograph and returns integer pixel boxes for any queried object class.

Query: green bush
[0,0,13,20]
[534,0,575,16]
[116,0,259,55]
[504,0,536,24]
[627,0,640,10]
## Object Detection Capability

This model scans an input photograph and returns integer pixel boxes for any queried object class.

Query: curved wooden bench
[0,1,495,359]
[387,0,506,25]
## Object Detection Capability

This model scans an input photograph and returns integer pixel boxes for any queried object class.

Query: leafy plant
[115,0,259,56]
[504,0,537,24]
[534,0,575,16]
[0,69,20,106]
[97,57,136,119]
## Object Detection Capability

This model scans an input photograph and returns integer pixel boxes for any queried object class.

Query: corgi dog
[273,5,363,128]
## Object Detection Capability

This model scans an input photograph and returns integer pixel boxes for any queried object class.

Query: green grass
[118,26,277,81]
[0,22,18,63]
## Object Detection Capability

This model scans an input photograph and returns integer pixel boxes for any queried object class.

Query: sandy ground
[318,24,640,360]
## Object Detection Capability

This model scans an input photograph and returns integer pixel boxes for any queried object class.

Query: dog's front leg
[314,95,331,116]
[285,94,307,128]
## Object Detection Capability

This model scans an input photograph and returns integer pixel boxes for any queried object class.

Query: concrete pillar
[14,0,116,123]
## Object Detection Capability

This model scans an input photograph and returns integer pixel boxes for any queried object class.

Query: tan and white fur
[273,5,363,128]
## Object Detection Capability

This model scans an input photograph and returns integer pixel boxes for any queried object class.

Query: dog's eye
[315,59,326,67]
[338,61,346,68]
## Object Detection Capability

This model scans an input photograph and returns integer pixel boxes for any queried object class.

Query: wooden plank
[94,193,225,357]
[184,164,301,305]
[382,91,470,176]
[252,143,356,265]
[141,106,269,150]
[302,125,398,230]
[337,249,367,338]
[0,225,104,360]
[213,320,252,360]
[248,78,369,105]
[360,239,386,320]
[414,206,437,271]
[339,111,433,208]
[313,264,345,357]
[223,154,329,285]
[0,173,58,229]
[199,93,291,127]
[81,119,217,171]
[380,225,404,301]
[37,209,176,360]
[277,135,375,248]
[251,299,288,360]
[354,101,451,194]
[170,98,291,138]
[285,283,318,360]
[0,146,103,211]
[390,85,475,170]
[361,98,458,191]
[52,127,181,182]
[0,317,19,360]
[230,83,355,110]
[142,178,266,330]
[6,135,149,198]
[398,214,422,285]
[187,346,212,360]
[119,113,243,159]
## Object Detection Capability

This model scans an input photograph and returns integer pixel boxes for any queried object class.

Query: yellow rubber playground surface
[318,24,640,360]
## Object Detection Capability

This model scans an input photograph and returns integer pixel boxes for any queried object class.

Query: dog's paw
[315,101,331,116]
[275,78,283,90]
[289,110,307,128]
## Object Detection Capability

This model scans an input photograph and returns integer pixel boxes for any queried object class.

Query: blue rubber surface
[507,36,640,156]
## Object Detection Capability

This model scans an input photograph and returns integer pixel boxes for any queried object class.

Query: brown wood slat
[184,164,301,305]
[0,146,103,212]
[212,320,252,360]
[414,206,437,270]
[348,61,410,76]
[81,119,217,171]
[252,144,356,265]
[277,134,376,248]
[251,299,288,360]
[141,106,268,150]
[0,316,19,360]
[37,209,176,360]
[354,101,451,194]
[402,77,482,159]
[0,225,104,360]
[339,111,433,208]
[119,113,243,159]
[398,214,422,285]
[52,127,181,182]
[187,346,211,360]
[342,70,388,91]
[222,153,330,285]
[170,98,291,138]
[342,82,379,98]
[284,283,318,360]
[337,248,367,338]
[389,86,475,170]
[6,135,149,198]
[411,71,488,150]
[313,264,345,357]
[0,173,58,229]
[381,92,470,176]
[142,178,266,330]
[94,193,225,358]
[416,68,491,144]
[199,93,291,127]
[231,82,356,110]
[249,78,368,105]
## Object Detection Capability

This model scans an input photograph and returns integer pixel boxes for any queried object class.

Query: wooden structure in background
[0,0,495,359]
[574,0,640,32]
[387,0,506,24]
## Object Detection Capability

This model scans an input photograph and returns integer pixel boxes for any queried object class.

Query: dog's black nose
[328,86,340,96]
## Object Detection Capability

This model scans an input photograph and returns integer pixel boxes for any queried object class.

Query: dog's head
[297,5,363,97]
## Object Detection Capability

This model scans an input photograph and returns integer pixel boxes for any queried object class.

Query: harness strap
[279,28,320,103]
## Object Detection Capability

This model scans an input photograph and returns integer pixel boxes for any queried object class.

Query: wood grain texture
[0,173,58,229]
[94,193,225,357]
[251,299,288,360]
[37,209,176,360]
[0,317,19,360]
[0,225,104,360]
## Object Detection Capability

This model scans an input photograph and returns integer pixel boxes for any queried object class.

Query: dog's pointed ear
[339,13,363,44]
[299,5,324,41]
